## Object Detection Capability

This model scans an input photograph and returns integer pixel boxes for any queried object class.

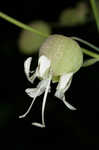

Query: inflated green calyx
[39,34,83,77]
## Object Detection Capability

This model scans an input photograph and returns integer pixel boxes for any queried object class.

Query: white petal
[56,73,73,92]
[25,79,49,98]
[37,55,51,78]
[62,96,76,110]
[55,73,76,111]
[24,57,37,83]
[24,57,32,82]
[37,78,50,90]
[63,100,76,110]
[25,88,38,98]
[55,73,73,99]
[63,78,72,93]
[55,91,76,110]
[32,122,45,128]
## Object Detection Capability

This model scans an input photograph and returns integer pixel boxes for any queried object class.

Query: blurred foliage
[90,0,99,31]
[59,1,91,27]
[18,20,51,55]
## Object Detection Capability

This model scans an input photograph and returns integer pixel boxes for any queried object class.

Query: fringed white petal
[25,88,38,98]
[24,56,51,83]
[55,73,76,110]
[37,55,51,78]
[24,57,37,83]
[25,79,50,98]
[24,57,32,82]
[56,73,73,92]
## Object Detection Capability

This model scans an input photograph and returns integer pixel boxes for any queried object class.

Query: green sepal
[52,76,60,83]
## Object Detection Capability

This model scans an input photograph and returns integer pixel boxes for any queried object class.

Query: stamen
[31,74,52,128]
[19,78,50,120]
[41,74,52,126]
[19,88,41,118]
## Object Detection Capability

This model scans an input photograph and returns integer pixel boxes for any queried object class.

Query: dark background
[0,0,99,149]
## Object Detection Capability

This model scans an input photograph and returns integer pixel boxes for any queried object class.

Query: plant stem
[90,0,99,31]
[71,36,99,52]
[82,48,99,59]
[0,12,48,38]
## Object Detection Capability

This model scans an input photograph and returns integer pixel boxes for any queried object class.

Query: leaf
[83,58,99,67]
[90,0,99,31]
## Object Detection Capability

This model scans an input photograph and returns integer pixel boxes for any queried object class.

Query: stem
[72,36,99,59]
[0,12,48,38]
[90,0,99,31]
[82,48,99,59]
[71,36,99,52]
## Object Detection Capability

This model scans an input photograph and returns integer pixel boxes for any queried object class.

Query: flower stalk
[0,12,48,38]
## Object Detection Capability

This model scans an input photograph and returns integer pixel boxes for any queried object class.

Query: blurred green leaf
[90,0,99,31]
[83,58,99,67]
[59,1,90,27]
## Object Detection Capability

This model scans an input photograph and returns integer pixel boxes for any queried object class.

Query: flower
[19,34,83,128]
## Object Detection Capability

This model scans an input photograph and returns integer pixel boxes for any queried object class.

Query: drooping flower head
[19,34,83,127]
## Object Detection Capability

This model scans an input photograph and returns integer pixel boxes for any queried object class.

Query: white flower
[19,55,76,128]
